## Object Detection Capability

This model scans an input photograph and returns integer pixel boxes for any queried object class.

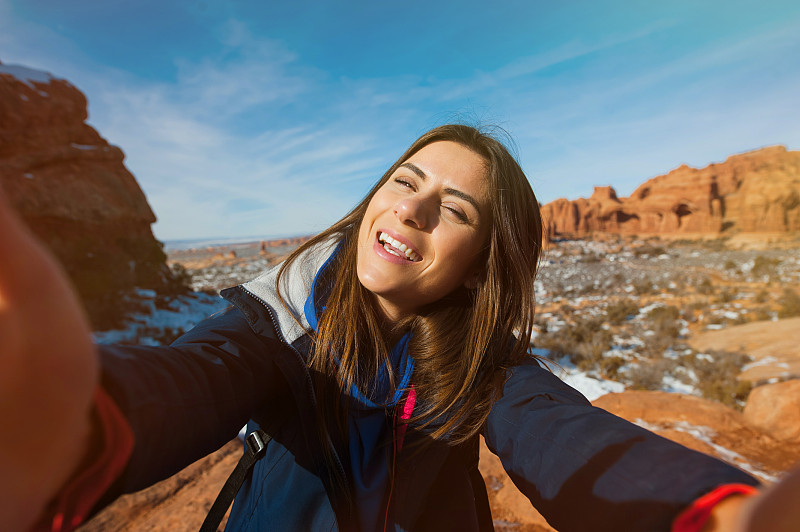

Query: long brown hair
[277,124,544,445]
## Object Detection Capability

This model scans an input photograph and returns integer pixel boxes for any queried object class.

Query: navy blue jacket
[96,244,759,531]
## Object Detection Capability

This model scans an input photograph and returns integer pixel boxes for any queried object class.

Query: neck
[371,295,412,345]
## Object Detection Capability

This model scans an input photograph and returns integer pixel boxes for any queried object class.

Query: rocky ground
[79,234,800,531]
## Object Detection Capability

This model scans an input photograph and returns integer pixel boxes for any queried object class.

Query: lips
[377,231,422,262]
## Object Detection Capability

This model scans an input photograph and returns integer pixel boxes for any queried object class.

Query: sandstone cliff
[0,62,184,328]
[542,146,800,237]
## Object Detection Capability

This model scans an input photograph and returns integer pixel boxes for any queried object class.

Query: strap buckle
[246,430,267,458]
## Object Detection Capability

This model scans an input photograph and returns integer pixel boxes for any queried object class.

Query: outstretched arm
[483,359,759,531]
[0,189,98,531]
[486,359,800,531]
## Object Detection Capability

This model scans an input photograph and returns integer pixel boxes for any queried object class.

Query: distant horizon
[2,0,799,240]
[162,233,313,251]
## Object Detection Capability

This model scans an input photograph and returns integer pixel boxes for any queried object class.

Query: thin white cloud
[3,1,799,240]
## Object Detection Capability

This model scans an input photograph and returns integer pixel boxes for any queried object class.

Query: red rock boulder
[0,62,184,328]
[744,380,800,445]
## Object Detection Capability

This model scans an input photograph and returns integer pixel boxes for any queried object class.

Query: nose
[394,196,431,229]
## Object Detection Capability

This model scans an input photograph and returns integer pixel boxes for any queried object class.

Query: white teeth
[378,232,419,261]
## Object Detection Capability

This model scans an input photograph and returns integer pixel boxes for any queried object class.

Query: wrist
[672,483,760,532]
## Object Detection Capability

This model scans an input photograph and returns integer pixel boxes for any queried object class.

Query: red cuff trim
[672,483,759,532]
[34,387,134,532]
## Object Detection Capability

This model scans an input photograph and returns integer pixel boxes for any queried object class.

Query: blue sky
[2,0,799,241]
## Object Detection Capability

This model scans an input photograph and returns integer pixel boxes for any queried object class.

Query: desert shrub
[169,262,193,289]
[646,305,681,339]
[701,238,730,251]
[633,278,654,295]
[626,358,678,390]
[578,253,601,263]
[752,255,780,277]
[598,355,625,379]
[605,299,639,324]
[549,281,565,297]
[716,288,735,304]
[686,351,753,408]
[723,259,737,270]
[778,288,800,318]
[725,313,748,326]
[634,245,667,257]
[688,300,708,311]
[750,307,773,322]
[667,277,686,294]
[536,317,613,370]
[647,305,680,321]
[640,331,674,358]
[696,277,715,295]
[754,289,770,303]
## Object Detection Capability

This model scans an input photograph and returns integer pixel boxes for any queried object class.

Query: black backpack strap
[200,429,272,532]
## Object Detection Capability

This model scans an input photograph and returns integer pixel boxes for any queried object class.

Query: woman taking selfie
[2,125,796,531]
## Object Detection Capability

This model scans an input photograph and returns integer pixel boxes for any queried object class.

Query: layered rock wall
[0,62,182,327]
[542,146,800,237]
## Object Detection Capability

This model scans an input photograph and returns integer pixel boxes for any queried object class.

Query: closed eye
[443,205,468,222]
[394,177,415,190]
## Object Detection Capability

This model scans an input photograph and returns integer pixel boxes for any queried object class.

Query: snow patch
[0,63,55,89]
[536,353,625,401]
[93,290,228,346]
[633,419,780,483]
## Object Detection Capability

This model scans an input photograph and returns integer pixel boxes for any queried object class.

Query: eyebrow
[399,162,482,213]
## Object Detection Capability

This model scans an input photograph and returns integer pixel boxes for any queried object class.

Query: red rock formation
[263,235,311,248]
[744,380,800,445]
[542,146,800,237]
[0,62,183,328]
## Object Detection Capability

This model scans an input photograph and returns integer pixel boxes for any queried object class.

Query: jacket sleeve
[483,359,760,532]
[96,304,286,499]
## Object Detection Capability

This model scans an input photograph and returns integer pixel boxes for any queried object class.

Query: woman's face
[357,140,491,322]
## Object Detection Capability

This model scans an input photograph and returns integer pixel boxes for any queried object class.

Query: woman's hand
[740,467,800,532]
[703,467,800,531]
[0,188,99,531]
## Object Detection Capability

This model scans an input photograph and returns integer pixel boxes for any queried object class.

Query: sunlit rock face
[542,145,800,238]
[0,61,183,328]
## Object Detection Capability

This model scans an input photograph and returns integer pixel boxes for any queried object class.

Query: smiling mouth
[378,232,422,262]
